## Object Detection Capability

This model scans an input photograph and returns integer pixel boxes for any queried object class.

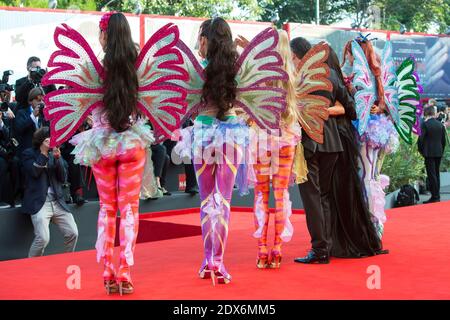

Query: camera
[29,66,47,85]
[0,102,9,115]
[34,102,45,117]
[0,70,14,116]
[0,70,14,92]
[0,137,19,160]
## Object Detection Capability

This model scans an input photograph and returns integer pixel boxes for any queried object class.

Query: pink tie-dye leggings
[92,146,145,283]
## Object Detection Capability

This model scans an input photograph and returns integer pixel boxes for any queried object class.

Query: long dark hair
[200,18,238,120]
[290,37,312,60]
[327,46,357,120]
[102,12,139,132]
[327,46,346,86]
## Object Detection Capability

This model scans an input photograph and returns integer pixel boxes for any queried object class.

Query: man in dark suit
[418,106,447,203]
[291,37,355,264]
[22,127,78,257]
[15,87,46,159]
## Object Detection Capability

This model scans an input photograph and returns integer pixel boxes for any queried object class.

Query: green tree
[374,0,450,33]
[260,0,371,26]
[96,0,266,20]
[1,0,265,19]
[0,0,97,10]
[260,0,450,33]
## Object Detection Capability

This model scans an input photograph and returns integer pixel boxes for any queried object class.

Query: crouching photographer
[22,127,78,257]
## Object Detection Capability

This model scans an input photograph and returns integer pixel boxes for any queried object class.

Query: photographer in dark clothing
[0,110,19,208]
[15,57,56,110]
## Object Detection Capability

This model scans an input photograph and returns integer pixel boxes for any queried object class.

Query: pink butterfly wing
[235,27,288,130]
[42,24,104,147]
[135,23,189,142]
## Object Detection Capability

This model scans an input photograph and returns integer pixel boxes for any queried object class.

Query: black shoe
[185,187,199,195]
[423,198,440,204]
[375,249,389,255]
[159,187,171,196]
[294,251,329,264]
[73,194,87,206]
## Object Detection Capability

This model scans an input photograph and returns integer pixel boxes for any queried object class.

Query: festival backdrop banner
[0,8,140,88]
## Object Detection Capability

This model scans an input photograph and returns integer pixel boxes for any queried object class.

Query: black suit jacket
[418,118,447,158]
[0,121,11,159]
[21,148,71,215]
[15,107,40,159]
[14,76,56,110]
[301,69,355,155]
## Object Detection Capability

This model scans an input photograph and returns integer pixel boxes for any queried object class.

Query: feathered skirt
[70,120,155,166]
[173,115,255,196]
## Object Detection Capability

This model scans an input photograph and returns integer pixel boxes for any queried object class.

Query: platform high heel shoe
[256,248,269,269]
[211,263,232,285]
[199,265,213,280]
[104,278,119,295]
[200,259,231,285]
[269,249,282,269]
[117,280,134,296]
[103,269,118,295]
[213,270,231,285]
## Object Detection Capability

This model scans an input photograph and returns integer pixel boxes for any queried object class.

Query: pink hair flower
[99,11,116,32]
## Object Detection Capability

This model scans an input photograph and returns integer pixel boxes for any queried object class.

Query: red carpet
[0,201,449,300]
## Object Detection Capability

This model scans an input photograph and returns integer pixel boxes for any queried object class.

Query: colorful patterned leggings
[92,146,146,282]
[360,142,385,238]
[253,145,295,258]
[193,143,243,280]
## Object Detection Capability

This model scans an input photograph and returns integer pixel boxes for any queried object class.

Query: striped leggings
[253,145,295,258]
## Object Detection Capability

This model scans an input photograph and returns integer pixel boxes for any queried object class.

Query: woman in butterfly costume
[173,18,288,284]
[289,38,388,258]
[342,34,421,239]
[326,47,387,258]
[42,13,189,294]
[242,30,302,270]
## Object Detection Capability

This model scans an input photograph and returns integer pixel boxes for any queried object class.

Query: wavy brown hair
[342,40,385,109]
[200,18,238,120]
[102,12,139,132]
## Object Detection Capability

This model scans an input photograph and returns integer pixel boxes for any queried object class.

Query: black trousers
[151,144,167,178]
[298,151,339,256]
[0,156,19,205]
[66,154,83,195]
[61,144,83,195]
[425,157,441,200]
